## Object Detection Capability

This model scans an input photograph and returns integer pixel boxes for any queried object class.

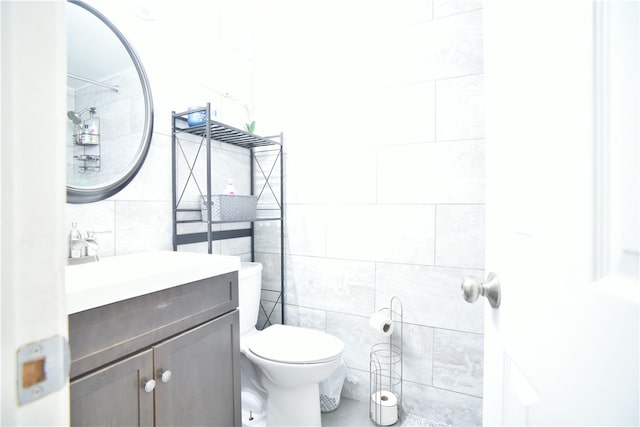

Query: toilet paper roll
[369,311,395,336]
[370,390,398,426]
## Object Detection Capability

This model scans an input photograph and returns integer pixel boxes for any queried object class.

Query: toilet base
[262,380,322,427]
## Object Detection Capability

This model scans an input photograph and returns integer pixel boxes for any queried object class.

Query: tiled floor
[321,398,433,427]
[321,398,374,427]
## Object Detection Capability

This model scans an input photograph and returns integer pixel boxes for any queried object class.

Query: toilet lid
[248,325,344,364]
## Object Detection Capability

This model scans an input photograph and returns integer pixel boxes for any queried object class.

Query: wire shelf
[175,117,280,149]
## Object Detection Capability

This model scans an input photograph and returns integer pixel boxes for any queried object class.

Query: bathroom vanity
[66,251,241,426]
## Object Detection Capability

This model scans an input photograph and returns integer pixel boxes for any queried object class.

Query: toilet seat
[247,324,344,364]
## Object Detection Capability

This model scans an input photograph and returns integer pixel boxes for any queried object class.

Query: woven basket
[201,195,257,222]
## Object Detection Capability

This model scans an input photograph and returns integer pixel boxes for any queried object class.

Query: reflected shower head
[67,110,83,124]
[67,107,95,124]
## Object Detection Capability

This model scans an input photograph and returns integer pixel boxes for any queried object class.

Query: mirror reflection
[66,0,152,202]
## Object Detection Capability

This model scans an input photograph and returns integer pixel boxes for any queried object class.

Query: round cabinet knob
[143,379,156,393]
[160,370,172,383]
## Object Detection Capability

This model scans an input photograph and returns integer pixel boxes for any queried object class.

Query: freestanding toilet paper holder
[369,297,403,426]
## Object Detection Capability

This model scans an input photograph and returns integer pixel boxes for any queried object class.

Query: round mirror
[66,0,153,203]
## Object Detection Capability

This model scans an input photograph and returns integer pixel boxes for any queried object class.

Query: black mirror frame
[67,0,154,204]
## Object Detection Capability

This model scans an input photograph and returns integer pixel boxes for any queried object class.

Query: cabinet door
[154,310,240,427]
[70,349,154,427]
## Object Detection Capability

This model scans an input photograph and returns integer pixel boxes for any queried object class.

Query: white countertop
[65,251,241,315]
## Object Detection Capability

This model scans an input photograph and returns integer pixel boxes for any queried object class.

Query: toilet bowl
[238,262,344,427]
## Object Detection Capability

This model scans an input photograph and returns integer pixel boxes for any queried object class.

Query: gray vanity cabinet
[69,272,241,427]
[154,312,239,427]
[70,349,154,426]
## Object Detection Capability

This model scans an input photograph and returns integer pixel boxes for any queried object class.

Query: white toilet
[238,262,344,427]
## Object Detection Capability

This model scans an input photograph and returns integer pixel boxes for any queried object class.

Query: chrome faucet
[68,238,89,258]
[68,224,102,264]
[84,231,100,261]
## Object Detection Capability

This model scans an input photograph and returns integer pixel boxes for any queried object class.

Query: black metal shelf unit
[171,103,284,326]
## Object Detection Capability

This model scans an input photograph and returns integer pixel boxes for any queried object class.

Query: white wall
[254,1,485,425]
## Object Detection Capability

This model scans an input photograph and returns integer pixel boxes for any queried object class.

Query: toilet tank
[238,262,263,336]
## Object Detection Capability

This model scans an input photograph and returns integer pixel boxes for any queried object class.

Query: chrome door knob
[461,272,501,308]
[143,379,156,393]
[160,370,172,383]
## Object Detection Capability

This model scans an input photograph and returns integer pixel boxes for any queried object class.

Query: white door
[482,0,639,425]
[1,1,69,424]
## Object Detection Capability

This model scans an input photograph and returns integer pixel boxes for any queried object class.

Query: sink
[65,250,241,314]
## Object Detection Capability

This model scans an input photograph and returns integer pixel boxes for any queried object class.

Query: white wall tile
[114,201,172,255]
[433,329,484,397]
[434,0,483,19]
[436,204,485,269]
[325,148,378,204]
[376,263,484,333]
[254,219,282,254]
[285,255,375,316]
[378,82,436,144]
[284,151,331,204]
[326,312,378,372]
[368,0,434,26]
[436,74,484,141]
[377,141,485,204]
[402,323,435,386]
[212,146,252,194]
[284,304,326,331]
[254,252,282,293]
[402,381,482,426]
[283,205,326,257]
[379,10,483,85]
[220,236,251,257]
[286,149,377,205]
[326,205,435,265]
